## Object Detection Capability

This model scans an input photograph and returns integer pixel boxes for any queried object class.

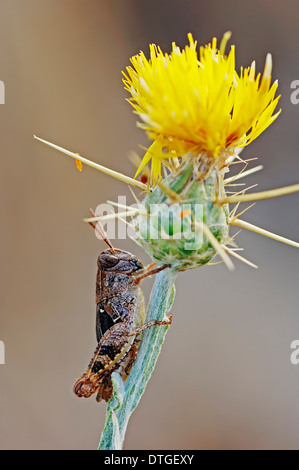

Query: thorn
[229,201,242,220]
[34,135,148,192]
[222,245,258,269]
[224,165,263,184]
[107,200,140,212]
[128,187,141,206]
[231,218,299,248]
[218,184,299,205]
[199,223,234,271]
[117,216,135,230]
[84,209,142,223]
[227,157,258,166]
[225,183,247,188]
[230,203,256,224]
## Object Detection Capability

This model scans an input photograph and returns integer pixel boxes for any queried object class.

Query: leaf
[98,269,177,450]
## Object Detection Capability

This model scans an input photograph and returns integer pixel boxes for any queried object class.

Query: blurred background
[1,0,299,450]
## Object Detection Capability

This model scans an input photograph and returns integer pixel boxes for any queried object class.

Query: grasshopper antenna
[88,208,115,252]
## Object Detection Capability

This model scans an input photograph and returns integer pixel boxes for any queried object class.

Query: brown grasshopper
[73,210,172,402]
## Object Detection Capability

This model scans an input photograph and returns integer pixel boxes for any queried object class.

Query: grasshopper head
[98,249,144,274]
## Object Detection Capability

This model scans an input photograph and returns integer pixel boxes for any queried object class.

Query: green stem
[98,268,177,450]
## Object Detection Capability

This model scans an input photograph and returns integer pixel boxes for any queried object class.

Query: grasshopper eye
[130,260,143,270]
[98,253,119,268]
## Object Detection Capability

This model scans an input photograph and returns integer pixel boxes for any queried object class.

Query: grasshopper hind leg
[96,340,140,402]
[96,375,113,403]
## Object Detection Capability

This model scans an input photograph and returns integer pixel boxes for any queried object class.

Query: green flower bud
[134,164,230,271]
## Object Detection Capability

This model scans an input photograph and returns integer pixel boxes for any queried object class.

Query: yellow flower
[123,32,281,182]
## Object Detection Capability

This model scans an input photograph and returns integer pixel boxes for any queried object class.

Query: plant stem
[98,268,177,450]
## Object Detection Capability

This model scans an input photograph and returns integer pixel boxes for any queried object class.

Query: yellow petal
[75,153,83,171]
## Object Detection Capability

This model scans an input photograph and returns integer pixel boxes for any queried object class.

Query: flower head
[35,32,299,273]
[123,32,281,183]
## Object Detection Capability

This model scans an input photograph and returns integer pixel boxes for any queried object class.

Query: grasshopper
[73,210,172,402]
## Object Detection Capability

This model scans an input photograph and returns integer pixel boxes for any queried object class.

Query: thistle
[35,32,299,449]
